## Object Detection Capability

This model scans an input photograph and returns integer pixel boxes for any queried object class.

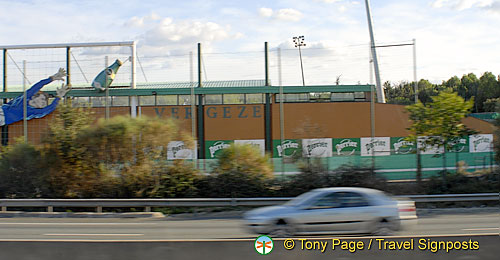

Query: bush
[280,159,331,196]
[426,170,499,194]
[151,160,200,198]
[42,103,194,198]
[0,141,49,198]
[197,144,274,197]
[281,162,387,197]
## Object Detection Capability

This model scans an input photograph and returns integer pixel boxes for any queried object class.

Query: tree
[476,72,500,112]
[406,91,475,182]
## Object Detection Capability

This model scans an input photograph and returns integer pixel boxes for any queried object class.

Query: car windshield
[284,190,323,207]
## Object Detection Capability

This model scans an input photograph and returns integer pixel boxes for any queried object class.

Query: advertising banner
[391,137,416,155]
[360,137,391,156]
[167,141,197,160]
[235,139,266,155]
[332,138,360,156]
[469,134,493,153]
[302,138,332,158]
[273,139,301,158]
[417,136,444,155]
[447,136,469,153]
[205,140,233,159]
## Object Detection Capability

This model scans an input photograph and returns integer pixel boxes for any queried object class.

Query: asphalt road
[0,212,497,241]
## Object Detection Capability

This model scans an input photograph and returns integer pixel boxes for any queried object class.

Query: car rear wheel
[372,220,394,236]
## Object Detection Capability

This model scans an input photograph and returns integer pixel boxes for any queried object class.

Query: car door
[294,191,352,233]
[335,191,374,232]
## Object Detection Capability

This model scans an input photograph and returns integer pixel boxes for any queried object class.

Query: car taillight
[399,207,416,212]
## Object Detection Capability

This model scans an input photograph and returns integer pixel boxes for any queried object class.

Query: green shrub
[281,162,387,197]
[0,142,49,198]
[197,144,274,197]
[426,171,499,194]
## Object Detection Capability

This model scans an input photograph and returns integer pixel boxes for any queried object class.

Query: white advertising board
[360,137,390,156]
[302,138,332,158]
[167,141,197,159]
[235,139,266,155]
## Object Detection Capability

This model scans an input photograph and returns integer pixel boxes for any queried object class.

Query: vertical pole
[278,48,285,180]
[364,0,385,103]
[197,43,205,160]
[264,42,272,154]
[130,42,137,118]
[2,49,8,146]
[413,38,418,103]
[369,48,376,172]
[299,45,305,87]
[105,56,109,119]
[190,51,197,168]
[23,60,27,142]
[2,49,6,93]
[66,47,71,87]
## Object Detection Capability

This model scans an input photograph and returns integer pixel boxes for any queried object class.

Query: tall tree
[406,92,475,181]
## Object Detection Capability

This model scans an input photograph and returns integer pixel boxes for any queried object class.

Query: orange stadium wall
[5,102,494,145]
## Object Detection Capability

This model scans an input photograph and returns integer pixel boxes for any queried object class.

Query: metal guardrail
[0,193,497,213]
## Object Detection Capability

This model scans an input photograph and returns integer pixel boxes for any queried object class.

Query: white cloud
[318,0,343,3]
[258,7,303,22]
[431,0,496,10]
[275,8,303,21]
[259,7,273,17]
[132,16,240,56]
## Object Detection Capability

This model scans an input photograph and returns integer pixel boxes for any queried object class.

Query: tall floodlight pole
[413,38,418,103]
[293,36,306,86]
[364,0,385,103]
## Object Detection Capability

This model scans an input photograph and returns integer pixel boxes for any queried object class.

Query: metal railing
[0,193,497,213]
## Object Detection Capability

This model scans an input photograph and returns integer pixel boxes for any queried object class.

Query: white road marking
[462,228,499,231]
[43,233,145,236]
[0,223,157,225]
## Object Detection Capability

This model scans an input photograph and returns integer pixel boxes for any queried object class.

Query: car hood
[244,205,295,219]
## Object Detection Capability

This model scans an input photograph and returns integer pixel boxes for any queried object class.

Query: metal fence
[0,193,497,213]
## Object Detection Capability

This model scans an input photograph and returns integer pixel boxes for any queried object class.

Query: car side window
[309,192,341,209]
[338,192,371,207]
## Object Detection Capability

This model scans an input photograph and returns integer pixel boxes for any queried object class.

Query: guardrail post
[96,206,103,213]
[47,206,53,213]
[144,206,151,212]
[1,206,6,212]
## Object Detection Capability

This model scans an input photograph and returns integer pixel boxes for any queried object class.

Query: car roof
[312,187,384,195]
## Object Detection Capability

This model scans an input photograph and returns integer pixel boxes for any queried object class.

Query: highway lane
[0,212,497,241]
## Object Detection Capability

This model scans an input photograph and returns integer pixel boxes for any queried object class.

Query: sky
[1,0,499,86]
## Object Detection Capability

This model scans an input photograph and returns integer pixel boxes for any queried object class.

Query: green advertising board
[391,137,416,155]
[272,139,301,158]
[447,136,468,153]
[205,140,234,159]
[332,138,360,156]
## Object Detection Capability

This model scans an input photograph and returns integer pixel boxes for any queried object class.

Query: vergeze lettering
[206,106,262,119]
[153,106,262,119]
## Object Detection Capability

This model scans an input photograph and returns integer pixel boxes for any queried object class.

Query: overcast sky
[1,0,499,85]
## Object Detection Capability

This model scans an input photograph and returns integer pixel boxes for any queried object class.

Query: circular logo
[254,235,274,255]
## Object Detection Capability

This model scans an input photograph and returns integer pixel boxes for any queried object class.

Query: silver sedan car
[243,187,417,236]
